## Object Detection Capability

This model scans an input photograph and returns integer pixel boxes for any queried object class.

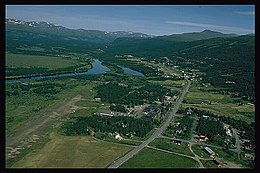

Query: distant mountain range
[6,18,241,44]
[158,29,238,41]
[6,19,152,44]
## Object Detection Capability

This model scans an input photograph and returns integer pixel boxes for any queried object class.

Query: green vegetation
[5,81,70,133]
[164,115,195,140]
[190,108,255,147]
[196,116,224,139]
[103,135,142,146]
[6,53,83,69]
[120,148,199,168]
[191,144,247,167]
[95,81,178,106]
[149,138,193,156]
[104,35,255,102]
[60,115,154,138]
[201,160,218,168]
[6,53,91,79]
[110,104,127,113]
[11,133,131,168]
[183,81,254,123]
[5,21,254,168]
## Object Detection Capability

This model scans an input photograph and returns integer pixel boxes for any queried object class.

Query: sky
[6,5,255,36]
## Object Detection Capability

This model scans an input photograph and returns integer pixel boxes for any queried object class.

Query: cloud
[234,11,255,15]
[166,21,254,34]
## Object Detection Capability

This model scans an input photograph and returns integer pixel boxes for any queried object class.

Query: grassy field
[149,138,194,157]
[183,81,255,123]
[6,53,85,70]
[191,144,247,167]
[11,133,132,168]
[182,103,254,123]
[201,160,218,168]
[120,148,199,168]
[149,79,186,90]
[5,79,97,135]
[6,94,57,134]
[186,90,234,104]
[191,145,212,159]
[104,135,142,146]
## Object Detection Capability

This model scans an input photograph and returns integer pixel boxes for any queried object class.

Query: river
[6,59,145,82]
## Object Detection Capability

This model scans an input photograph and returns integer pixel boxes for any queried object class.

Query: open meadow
[6,53,85,70]
[120,148,199,168]
[11,133,132,168]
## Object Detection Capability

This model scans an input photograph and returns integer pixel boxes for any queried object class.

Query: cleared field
[191,144,246,167]
[12,133,132,168]
[120,148,199,168]
[75,100,100,108]
[149,138,194,157]
[6,80,97,136]
[6,94,57,134]
[149,79,186,90]
[186,90,234,103]
[182,103,254,123]
[6,53,83,70]
[184,80,254,123]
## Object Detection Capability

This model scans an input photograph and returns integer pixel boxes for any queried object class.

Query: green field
[183,81,255,123]
[12,133,132,168]
[120,148,199,168]
[191,145,212,159]
[149,79,186,92]
[191,144,246,167]
[186,90,234,104]
[149,138,194,157]
[5,79,97,135]
[6,94,57,134]
[6,53,85,70]
[182,103,254,123]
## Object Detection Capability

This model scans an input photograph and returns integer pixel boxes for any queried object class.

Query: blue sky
[6,5,255,36]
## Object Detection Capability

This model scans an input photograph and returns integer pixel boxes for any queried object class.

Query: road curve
[108,80,191,168]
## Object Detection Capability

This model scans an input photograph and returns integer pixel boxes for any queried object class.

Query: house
[175,129,182,135]
[244,153,255,160]
[171,139,182,145]
[94,97,101,102]
[226,129,232,137]
[115,134,122,141]
[100,113,113,118]
[214,158,225,167]
[165,96,172,100]
[243,141,252,150]
[199,135,208,142]
[187,109,192,115]
[204,147,215,156]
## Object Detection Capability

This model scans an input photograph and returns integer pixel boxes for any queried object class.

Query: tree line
[60,115,154,138]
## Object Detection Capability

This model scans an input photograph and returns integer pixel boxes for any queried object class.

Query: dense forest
[6,82,68,98]
[95,82,179,106]
[165,116,194,139]
[103,35,255,102]
[60,115,154,138]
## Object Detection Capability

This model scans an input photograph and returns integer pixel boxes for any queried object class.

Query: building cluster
[204,147,225,167]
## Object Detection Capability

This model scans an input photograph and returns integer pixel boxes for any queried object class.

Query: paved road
[108,80,191,168]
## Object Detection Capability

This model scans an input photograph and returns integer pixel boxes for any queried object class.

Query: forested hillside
[105,35,255,102]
